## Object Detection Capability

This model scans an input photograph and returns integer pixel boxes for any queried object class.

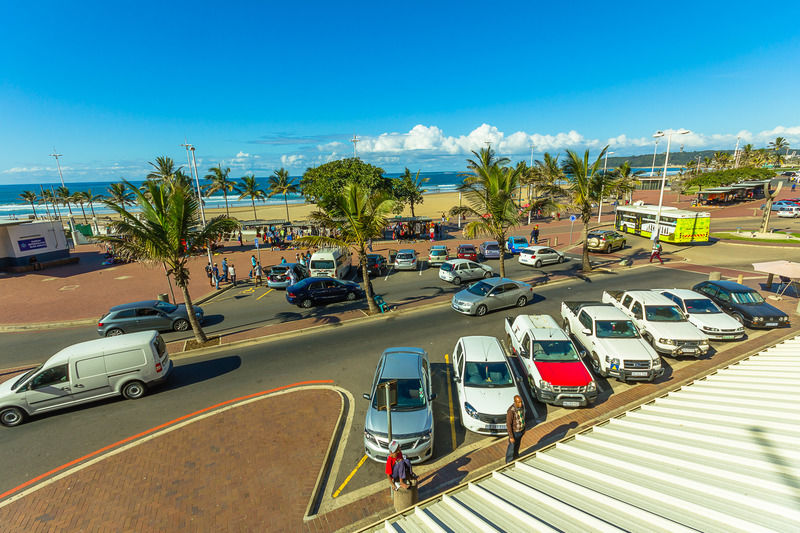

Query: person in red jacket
[385,441,411,492]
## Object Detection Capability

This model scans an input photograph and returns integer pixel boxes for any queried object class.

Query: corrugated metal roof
[370,335,800,533]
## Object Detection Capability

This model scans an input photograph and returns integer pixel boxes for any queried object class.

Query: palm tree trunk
[581,220,592,272]
[410,201,416,218]
[179,283,208,344]
[284,193,290,222]
[360,244,379,314]
[79,203,88,223]
[223,192,230,217]
[29,201,37,218]
[252,198,257,221]
[497,233,506,278]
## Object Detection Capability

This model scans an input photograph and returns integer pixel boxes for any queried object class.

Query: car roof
[431,245,447,249]
[581,305,630,320]
[482,241,499,245]
[270,262,299,268]
[475,277,520,287]
[398,248,415,253]
[47,331,158,366]
[588,229,614,235]
[700,280,755,292]
[623,290,676,305]
[380,348,426,379]
[459,243,476,248]
[510,236,527,240]
[522,245,554,252]
[512,315,569,340]
[657,288,707,300]
[110,300,159,311]
[460,336,506,362]
[445,258,474,265]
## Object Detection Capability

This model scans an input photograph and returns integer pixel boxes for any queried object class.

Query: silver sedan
[451,277,534,317]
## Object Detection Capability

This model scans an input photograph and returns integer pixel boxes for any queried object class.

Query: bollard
[708,272,721,281]
[553,236,558,246]
[392,478,418,512]
[737,274,744,284]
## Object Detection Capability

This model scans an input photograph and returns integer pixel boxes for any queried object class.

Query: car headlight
[653,358,662,369]
[779,316,789,322]
[704,327,719,332]
[538,380,553,392]
[464,402,480,420]
[753,316,763,323]
[586,381,597,393]
[699,341,709,348]
[364,430,378,444]
[659,338,676,345]
[417,430,432,443]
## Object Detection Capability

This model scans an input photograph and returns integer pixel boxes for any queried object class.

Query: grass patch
[713,232,800,244]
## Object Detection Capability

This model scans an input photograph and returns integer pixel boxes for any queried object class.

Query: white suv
[439,259,493,285]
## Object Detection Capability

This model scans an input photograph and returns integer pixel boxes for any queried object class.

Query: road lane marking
[444,353,457,450]
[256,288,274,300]
[332,454,367,498]
[240,287,256,294]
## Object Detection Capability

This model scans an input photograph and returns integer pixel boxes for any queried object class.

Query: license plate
[562,401,581,407]
[485,424,505,430]
[682,348,697,354]
[723,335,735,339]
[631,371,648,377]
[766,322,778,327]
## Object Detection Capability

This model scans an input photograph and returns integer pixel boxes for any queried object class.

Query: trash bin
[157,293,169,303]
[392,477,418,512]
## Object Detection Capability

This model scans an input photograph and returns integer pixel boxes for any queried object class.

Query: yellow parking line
[332,454,368,498]
[444,353,457,450]
[256,288,274,300]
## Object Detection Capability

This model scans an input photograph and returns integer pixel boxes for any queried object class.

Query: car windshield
[12,365,42,390]
[486,244,499,250]
[731,291,765,304]
[684,298,721,314]
[513,238,526,243]
[596,320,639,338]
[310,260,335,269]
[464,361,514,387]
[270,266,289,274]
[587,233,604,240]
[431,250,446,256]
[460,246,475,252]
[397,253,413,260]
[466,281,492,296]
[373,378,426,410]
[154,301,178,313]
[644,305,685,322]
[532,341,581,362]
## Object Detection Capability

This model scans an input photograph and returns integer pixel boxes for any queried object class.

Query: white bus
[308,248,351,279]
[615,205,710,243]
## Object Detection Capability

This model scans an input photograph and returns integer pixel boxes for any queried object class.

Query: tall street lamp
[650,140,660,177]
[597,151,614,222]
[181,141,213,265]
[652,129,690,240]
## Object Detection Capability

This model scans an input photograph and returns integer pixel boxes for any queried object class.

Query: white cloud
[280,154,306,167]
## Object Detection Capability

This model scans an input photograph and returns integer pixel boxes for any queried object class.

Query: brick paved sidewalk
[0,388,342,532]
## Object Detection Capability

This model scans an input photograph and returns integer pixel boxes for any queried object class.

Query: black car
[285,277,366,308]
[366,254,387,277]
[692,280,790,329]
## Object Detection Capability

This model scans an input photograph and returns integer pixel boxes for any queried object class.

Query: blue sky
[1,1,799,184]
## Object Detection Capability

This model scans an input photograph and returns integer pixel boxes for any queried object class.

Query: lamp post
[733,136,741,168]
[650,140,660,177]
[51,149,78,247]
[652,129,690,240]
[597,151,614,222]
[181,142,213,265]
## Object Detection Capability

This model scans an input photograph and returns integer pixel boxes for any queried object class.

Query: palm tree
[71,192,89,223]
[236,174,266,220]
[41,189,59,218]
[609,161,645,204]
[450,147,522,278]
[19,191,38,218]
[84,189,103,220]
[267,168,299,222]
[56,186,75,217]
[395,167,429,217]
[740,144,754,167]
[100,180,238,344]
[204,164,235,217]
[768,137,789,167]
[146,156,182,182]
[294,183,394,314]
[562,146,613,272]
[107,182,135,207]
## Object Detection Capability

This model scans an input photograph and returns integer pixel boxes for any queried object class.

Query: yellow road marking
[444,353,457,450]
[332,454,368,498]
[256,288,274,300]
[240,287,256,294]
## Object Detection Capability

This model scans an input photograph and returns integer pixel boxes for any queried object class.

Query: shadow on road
[201,314,225,327]
[164,355,242,391]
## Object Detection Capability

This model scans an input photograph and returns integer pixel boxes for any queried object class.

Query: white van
[308,247,351,279]
[0,331,172,427]
[777,206,800,218]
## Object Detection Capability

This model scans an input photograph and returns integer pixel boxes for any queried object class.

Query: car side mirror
[580,350,587,357]
[429,393,437,401]
[582,328,592,335]
[362,393,370,400]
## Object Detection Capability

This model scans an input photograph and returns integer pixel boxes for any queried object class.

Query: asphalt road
[0,264,718,499]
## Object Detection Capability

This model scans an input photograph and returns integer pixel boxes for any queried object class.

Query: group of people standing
[205,257,238,290]
[389,220,445,242]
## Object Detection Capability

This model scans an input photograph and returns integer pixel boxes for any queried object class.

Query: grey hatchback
[97,300,204,337]
[451,277,533,316]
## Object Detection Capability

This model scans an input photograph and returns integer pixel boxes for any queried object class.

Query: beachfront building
[0,219,71,271]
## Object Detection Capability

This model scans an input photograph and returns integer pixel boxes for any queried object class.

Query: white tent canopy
[752,260,800,279]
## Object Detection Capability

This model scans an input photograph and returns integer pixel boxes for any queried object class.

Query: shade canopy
[752,260,800,279]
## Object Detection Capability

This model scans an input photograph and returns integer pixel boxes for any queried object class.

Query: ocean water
[0,168,677,219]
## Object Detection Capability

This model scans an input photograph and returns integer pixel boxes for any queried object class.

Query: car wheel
[452,276,461,285]
[300,298,313,309]
[475,305,488,317]
[0,406,25,427]
[604,245,611,253]
[173,318,190,332]
[733,313,745,326]
[557,255,564,263]
[121,380,146,400]
[534,260,542,268]
[483,271,492,279]
[346,291,357,301]
[591,352,608,378]
[105,328,124,337]
[620,241,626,250]
[516,296,528,307]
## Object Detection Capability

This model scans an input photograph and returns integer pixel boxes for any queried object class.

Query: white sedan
[657,289,745,340]
[451,336,520,435]
[518,246,566,268]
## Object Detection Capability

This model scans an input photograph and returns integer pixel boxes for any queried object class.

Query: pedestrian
[385,441,413,493]
[295,253,301,264]
[254,261,263,286]
[229,263,237,286]
[212,263,220,290]
[221,257,229,282]
[368,238,373,252]
[280,256,287,264]
[429,225,435,242]
[555,212,561,221]
[288,266,298,287]
[793,181,797,192]
[505,395,526,464]
[205,262,214,287]
[649,240,664,264]
[250,255,257,278]
[237,231,243,247]
[531,225,540,245]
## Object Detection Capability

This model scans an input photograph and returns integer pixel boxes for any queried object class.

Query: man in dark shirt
[505,395,526,463]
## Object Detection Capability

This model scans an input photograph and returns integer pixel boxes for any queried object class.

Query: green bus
[615,205,710,243]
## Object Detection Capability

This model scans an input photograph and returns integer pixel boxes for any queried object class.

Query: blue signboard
[254,237,259,248]
[18,237,47,251]
[569,215,577,222]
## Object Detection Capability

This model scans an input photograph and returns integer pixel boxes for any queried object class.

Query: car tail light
[288,292,296,298]
[98,322,103,327]
[155,362,163,372]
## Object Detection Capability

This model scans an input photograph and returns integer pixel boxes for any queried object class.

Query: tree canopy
[300,158,391,210]
[683,167,775,189]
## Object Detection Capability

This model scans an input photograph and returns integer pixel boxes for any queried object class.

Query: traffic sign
[254,237,259,248]
[569,215,577,222]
